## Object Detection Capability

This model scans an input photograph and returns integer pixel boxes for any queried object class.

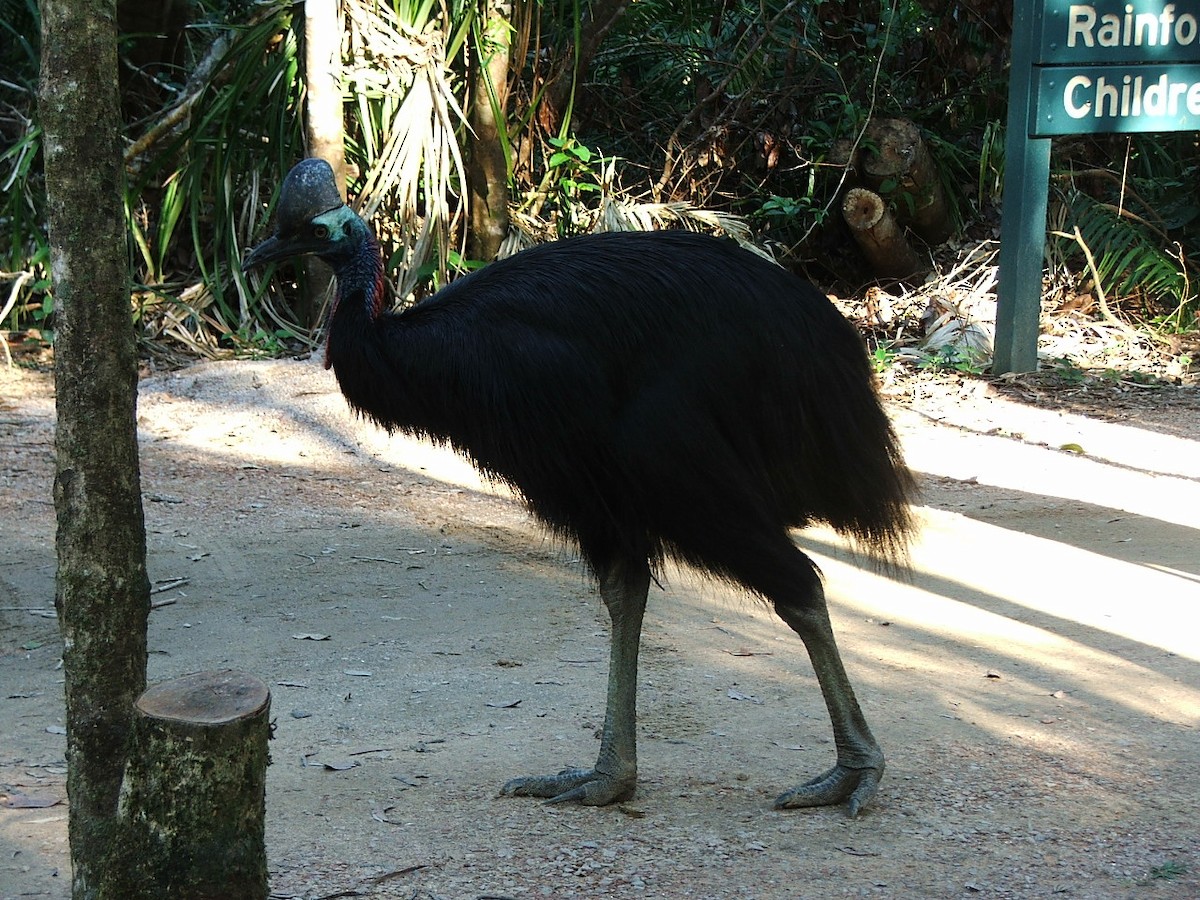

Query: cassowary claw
[773,762,884,817]
[500,767,636,806]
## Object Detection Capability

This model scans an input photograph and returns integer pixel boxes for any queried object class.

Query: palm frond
[343,0,471,299]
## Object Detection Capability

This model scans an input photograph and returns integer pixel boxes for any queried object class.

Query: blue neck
[327,220,385,322]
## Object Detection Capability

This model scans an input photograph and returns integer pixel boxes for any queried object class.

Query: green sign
[1032,1,1200,134]
[1039,1,1200,64]
[1034,63,1200,133]
[995,1,1199,373]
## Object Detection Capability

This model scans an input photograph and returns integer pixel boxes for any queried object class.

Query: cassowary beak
[241,234,292,272]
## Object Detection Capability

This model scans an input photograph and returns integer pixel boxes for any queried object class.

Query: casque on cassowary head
[242,158,916,818]
[242,158,347,270]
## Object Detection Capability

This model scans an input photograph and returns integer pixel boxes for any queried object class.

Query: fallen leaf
[985,671,1002,679]
[45,725,66,735]
[343,669,372,677]
[837,846,880,857]
[292,633,330,641]
[770,740,807,751]
[367,864,429,884]
[322,759,359,771]
[150,577,188,594]
[727,688,762,704]
[1,792,63,809]
[486,699,522,708]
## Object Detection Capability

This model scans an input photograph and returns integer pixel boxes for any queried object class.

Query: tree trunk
[102,672,271,900]
[467,0,513,262]
[302,0,345,327]
[842,186,925,280]
[861,117,953,245]
[40,1,151,897]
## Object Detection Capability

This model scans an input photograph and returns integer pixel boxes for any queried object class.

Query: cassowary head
[242,158,369,273]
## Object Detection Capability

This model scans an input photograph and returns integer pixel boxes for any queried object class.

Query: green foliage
[543,136,607,234]
[1,1,308,356]
[3,0,1198,357]
[914,345,985,376]
[1055,187,1197,330]
[870,341,899,375]
[567,1,1012,256]
[130,4,307,354]
[1048,357,1089,384]
[0,0,48,333]
[1146,860,1188,881]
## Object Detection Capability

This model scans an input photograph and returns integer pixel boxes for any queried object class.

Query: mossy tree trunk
[467,0,514,262]
[40,1,151,898]
[102,672,272,900]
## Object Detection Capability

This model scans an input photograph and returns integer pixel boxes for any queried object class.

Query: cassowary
[244,158,916,816]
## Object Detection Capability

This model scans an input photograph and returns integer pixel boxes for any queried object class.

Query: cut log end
[843,186,886,232]
[107,670,272,899]
[137,669,269,725]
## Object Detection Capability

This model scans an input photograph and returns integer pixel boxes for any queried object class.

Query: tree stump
[842,187,924,280]
[862,117,953,245]
[103,670,271,900]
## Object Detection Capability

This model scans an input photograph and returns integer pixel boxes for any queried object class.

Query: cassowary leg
[773,577,884,817]
[500,556,649,805]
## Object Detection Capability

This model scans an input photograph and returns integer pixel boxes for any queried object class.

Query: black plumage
[244,158,916,816]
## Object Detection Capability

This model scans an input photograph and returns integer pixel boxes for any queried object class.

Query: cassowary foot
[499,767,636,806]
[773,762,883,817]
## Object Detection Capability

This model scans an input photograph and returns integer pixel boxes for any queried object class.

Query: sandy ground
[1,357,1198,900]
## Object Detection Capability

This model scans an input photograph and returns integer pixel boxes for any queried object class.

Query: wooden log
[862,117,953,245]
[103,670,271,900]
[842,187,924,280]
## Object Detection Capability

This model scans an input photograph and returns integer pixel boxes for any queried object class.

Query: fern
[1056,189,1191,315]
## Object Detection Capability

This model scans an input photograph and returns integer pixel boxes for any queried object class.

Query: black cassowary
[244,158,916,816]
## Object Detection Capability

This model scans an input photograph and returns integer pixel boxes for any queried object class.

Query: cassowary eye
[313,224,329,239]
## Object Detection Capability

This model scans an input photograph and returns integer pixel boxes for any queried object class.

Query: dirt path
[2,359,1198,899]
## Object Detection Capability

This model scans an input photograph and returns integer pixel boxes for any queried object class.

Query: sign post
[994,0,1200,373]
